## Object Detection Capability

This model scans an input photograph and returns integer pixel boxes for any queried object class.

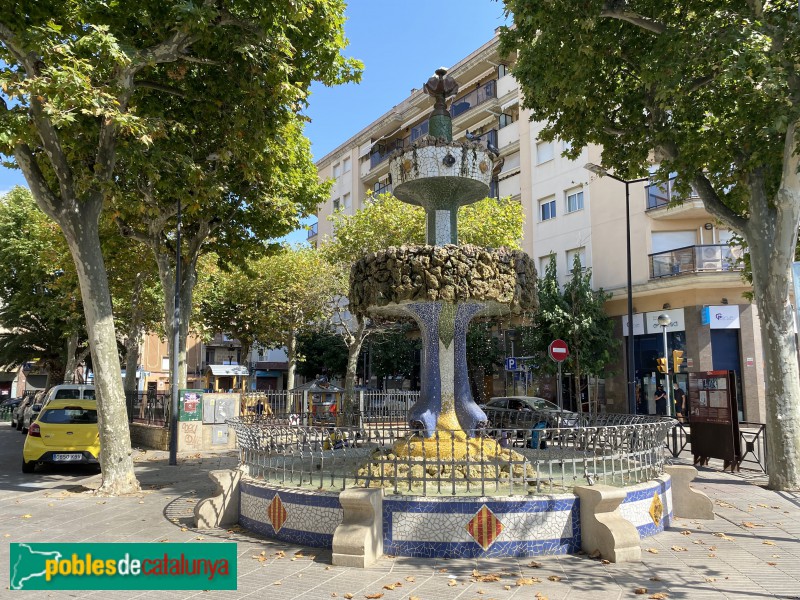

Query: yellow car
[22,399,100,473]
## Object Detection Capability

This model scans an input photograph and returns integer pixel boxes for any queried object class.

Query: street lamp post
[584,164,648,415]
[169,198,182,467]
[658,313,672,417]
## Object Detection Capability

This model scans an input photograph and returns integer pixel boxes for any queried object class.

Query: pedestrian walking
[654,384,668,416]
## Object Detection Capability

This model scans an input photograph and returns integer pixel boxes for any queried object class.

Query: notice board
[687,371,741,463]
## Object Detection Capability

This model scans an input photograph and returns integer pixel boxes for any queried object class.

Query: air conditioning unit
[702,261,722,270]
[702,246,722,261]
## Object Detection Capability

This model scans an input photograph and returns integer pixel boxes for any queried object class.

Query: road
[0,421,99,500]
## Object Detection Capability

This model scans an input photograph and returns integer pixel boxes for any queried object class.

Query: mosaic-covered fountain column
[400,301,488,436]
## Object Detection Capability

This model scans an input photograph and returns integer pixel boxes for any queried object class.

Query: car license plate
[53,453,82,462]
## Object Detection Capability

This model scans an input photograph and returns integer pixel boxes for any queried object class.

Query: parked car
[480,396,584,441]
[42,384,96,405]
[22,398,100,473]
[21,393,46,432]
[12,394,38,430]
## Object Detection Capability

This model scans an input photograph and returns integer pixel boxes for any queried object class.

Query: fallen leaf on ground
[763,540,776,546]
[331,594,337,597]
[741,522,762,528]
[503,585,512,590]
[364,594,384,599]
[516,578,539,586]
[680,530,691,536]
[535,594,548,600]
[708,546,717,551]
[634,588,648,595]
[757,503,769,508]
[528,561,543,568]
[601,559,610,565]
[713,533,734,541]
[649,594,668,599]
[343,594,353,599]
[405,576,415,582]
[20,515,32,519]
[708,553,717,558]
[767,562,777,566]
[705,577,716,582]
[273,581,282,586]
[670,546,687,552]
[646,548,659,554]
[649,577,662,582]
[547,575,561,582]
[409,597,421,600]
[383,583,402,590]
[438,568,448,573]
[448,580,458,587]
[180,527,188,532]
[474,574,501,582]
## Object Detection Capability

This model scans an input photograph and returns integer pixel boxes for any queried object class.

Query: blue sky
[0,0,509,243]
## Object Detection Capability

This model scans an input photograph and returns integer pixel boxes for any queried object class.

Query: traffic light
[656,357,668,373]
[672,349,685,372]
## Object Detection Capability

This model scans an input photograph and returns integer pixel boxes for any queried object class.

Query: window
[539,254,555,274]
[342,157,351,174]
[536,141,553,164]
[540,197,556,221]
[332,163,342,179]
[499,113,515,129]
[498,64,509,78]
[566,188,584,213]
[332,198,341,211]
[342,192,351,211]
[161,356,169,370]
[566,247,586,271]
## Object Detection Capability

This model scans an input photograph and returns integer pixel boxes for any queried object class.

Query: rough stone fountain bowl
[389,136,494,209]
[349,244,537,317]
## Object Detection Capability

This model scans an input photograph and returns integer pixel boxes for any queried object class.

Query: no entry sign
[548,339,569,362]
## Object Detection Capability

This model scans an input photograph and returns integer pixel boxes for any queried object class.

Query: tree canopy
[0,0,361,494]
[501,0,800,489]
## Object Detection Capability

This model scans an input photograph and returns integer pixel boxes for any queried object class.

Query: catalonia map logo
[10,543,237,590]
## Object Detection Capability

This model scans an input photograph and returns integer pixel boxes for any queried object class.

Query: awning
[206,364,250,377]
[256,370,281,377]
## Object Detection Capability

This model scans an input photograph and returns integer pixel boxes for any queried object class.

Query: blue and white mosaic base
[239,481,342,548]
[619,475,672,537]
[238,476,673,558]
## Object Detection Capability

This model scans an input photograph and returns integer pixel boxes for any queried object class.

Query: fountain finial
[423,67,458,141]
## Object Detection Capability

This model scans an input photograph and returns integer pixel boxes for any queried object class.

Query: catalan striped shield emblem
[466,504,504,550]
[267,493,288,533]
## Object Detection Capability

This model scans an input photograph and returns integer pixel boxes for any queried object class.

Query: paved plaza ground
[1,423,799,599]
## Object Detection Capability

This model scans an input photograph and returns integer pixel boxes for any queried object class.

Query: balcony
[307,222,318,239]
[372,179,392,197]
[450,80,497,118]
[370,137,406,169]
[646,176,707,220]
[649,244,744,279]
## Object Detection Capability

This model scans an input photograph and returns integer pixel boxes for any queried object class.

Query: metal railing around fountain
[227,412,675,497]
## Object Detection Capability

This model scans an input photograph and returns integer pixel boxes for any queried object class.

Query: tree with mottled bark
[0,0,359,494]
[502,0,800,489]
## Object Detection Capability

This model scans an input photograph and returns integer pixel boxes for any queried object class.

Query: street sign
[504,357,518,372]
[548,339,569,362]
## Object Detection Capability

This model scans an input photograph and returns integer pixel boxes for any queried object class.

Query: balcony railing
[649,244,744,279]
[646,176,699,210]
[450,80,497,118]
[307,222,318,239]
[370,137,407,169]
[373,180,392,196]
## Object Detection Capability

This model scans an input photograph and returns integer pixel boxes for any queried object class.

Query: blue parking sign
[505,357,517,371]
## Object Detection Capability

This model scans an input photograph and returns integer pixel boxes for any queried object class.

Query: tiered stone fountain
[349,68,537,480]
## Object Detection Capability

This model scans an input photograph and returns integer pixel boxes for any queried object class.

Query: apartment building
[313,32,765,420]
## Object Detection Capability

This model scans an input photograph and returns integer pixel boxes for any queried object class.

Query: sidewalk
[2,450,800,599]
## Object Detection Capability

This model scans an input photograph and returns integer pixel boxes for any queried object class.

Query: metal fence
[228,412,674,497]
[241,390,420,422]
[125,391,170,427]
[664,420,768,474]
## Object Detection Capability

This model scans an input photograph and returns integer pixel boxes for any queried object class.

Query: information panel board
[178,389,204,422]
[687,371,741,465]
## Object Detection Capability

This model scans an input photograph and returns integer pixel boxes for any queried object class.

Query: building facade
[312,31,765,420]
